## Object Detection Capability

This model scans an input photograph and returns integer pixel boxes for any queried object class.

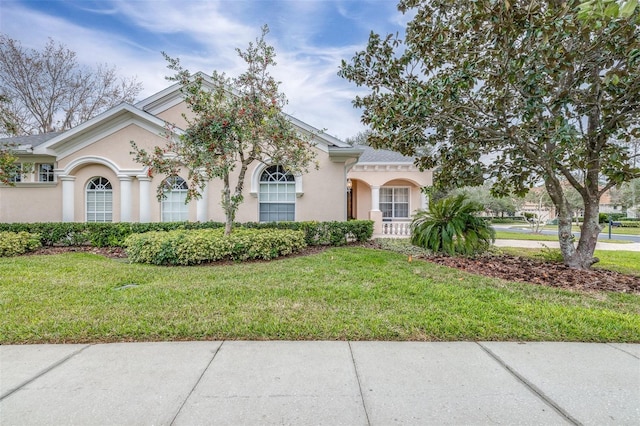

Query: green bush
[233,220,373,246]
[618,221,640,228]
[411,194,495,256]
[125,228,307,265]
[489,217,528,224]
[598,213,627,223]
[0,220,371,248]
[0,231,42,257]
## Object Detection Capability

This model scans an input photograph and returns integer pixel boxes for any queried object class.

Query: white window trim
[250,162,303,198]
[380,186,411,221]
[161,176,189,222]
[258,165,296,222]
[86,177,113,223]
[38,163,55,182]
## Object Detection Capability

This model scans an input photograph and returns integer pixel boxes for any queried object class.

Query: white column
[196,183,208,222]
[421,191,428,210]
[369,185,382,235]
[138,175,151,223]
[119,175,133,222]
[371,185,381,211]
[60,176,76,222]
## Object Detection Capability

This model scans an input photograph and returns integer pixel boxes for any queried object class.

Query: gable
[34,104,173,160]
[135,72,354,154]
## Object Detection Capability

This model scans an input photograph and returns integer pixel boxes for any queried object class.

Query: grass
[1,247,639,344]
[494,230,631,244]
[505,224,640,236]
[498,247,640,277]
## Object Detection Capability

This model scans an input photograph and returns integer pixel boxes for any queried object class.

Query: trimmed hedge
[125,228,307,265]
[617,221,640,228]
[0,231,41,257]
[0,220,373,247]
[242,220,373,246]
[486,217,528,224]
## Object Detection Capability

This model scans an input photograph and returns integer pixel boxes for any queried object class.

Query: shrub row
[125,228,306,265]
[0,231,41,257]
[0,220,373,248]
[486,217,527,224]
[598,213,628,223]
[241,220,373,246]
[617,221,640,228]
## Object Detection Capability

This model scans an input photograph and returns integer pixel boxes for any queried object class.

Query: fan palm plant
[411,194,495,256]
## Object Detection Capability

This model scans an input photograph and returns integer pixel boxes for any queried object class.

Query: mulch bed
[25,244,640,295]
[425,254,640,295]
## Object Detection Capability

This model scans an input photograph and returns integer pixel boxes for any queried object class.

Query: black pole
[608,215,612,240]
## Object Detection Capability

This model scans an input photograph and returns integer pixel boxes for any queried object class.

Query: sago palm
[411,194,495,256]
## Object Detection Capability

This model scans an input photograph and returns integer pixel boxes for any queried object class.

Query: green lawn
[494,229,631,243]
[505,224,640,236]
[1,247,638,344]
[498,247,640,277]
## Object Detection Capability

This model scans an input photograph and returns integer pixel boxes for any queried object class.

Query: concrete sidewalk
[1,341,638,425]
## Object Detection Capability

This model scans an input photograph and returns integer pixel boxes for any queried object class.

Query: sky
[0,0,412,140]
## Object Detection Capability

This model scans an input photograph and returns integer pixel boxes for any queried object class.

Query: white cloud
[1,0,383,139]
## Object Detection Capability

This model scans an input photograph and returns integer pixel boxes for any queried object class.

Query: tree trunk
[544,174,602,269]
[222,174,234,236]
[565,197,600,269]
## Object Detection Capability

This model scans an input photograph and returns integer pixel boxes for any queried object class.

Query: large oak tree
[339,0,640,269]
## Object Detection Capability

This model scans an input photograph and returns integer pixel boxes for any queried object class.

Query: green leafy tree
[0,94,18,185]
[577,0,638,20]
[0,146,17,185]
[411,194,495,255]
[614,178,640,212]
[340,0,640,269]
[450,182,523,217]
[131,26,317,235]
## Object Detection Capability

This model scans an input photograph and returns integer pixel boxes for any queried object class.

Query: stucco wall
[0,184,62,222]
[155,103,190,129]
[58,124,165,172]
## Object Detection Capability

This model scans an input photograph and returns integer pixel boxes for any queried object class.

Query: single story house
[0,78,432,235]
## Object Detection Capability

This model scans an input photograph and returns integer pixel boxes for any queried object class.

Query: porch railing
[381,221,411,236]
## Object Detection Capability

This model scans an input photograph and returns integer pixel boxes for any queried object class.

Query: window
[86,177,112,222]
[259,165,295,222]
[161,176,189,222]
[39,164,55,182]
[380,187,409,220]
[8,163,22,183]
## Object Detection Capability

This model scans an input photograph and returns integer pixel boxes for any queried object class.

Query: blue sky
[0,0,411,139]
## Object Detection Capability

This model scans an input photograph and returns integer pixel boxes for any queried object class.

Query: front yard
[1,247,638,344]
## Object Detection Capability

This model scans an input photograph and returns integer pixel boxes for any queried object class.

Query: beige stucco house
[0,79,432,235]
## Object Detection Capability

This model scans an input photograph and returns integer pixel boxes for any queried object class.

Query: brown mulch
[27,246,129,258]
[25,244,640,294]
[425,254,640,295]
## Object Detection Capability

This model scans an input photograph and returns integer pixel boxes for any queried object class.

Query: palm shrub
[410,194,495,256]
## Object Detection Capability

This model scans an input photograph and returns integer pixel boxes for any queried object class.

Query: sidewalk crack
[348,341,371,426]
[0,344,91,401]
[169,341,224,426]
[606,343,639,360]
[477,342,582,426]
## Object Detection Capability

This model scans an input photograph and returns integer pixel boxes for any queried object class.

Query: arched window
[86,177,112,222]
[161,176,189,222]
[259,165,295,222]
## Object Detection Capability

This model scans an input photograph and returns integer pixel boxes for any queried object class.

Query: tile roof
[354,144,415,163]
[0,132,63,147]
